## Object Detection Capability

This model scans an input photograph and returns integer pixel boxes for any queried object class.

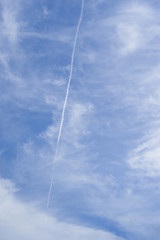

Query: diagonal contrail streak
[47,0,85,208]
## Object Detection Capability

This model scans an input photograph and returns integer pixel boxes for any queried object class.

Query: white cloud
[116,23,142,55]
[22,30,72,43]
[128,126,160,177]
[0,178,125,240]
[65,102,93,147]
[0,0,73,113]
[42,5,49,16]
[42,101,93,149]
[115,3,158,55]
[1,2,19,44]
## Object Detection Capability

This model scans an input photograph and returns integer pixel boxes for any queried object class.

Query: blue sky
[1,0,160,239]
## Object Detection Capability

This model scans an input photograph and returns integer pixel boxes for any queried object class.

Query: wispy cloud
[128,126,160,177]
[0,0,21,45]
[113,2,160,55]
[1,0,160,239]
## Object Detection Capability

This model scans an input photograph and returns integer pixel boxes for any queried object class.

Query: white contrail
[47,0,85,208]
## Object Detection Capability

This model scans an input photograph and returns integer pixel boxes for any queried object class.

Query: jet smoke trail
[47,0,84,208]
